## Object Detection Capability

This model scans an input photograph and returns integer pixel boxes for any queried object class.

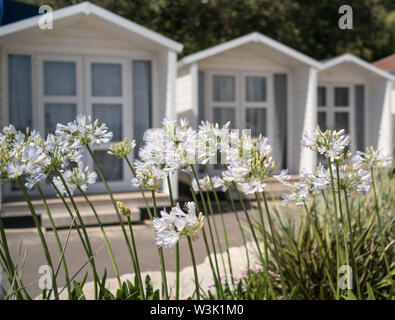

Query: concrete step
[1,191,170,229]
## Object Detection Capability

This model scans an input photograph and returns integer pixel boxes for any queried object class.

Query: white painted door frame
[83,55,133,192]
[318,82,356,154]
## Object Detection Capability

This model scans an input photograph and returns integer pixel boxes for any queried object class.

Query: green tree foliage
[23,0,395,61]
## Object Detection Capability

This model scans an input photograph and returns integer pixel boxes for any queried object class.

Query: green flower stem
[54,168,99,299]
[254,192,274,298]
[186,173,223,299]
[327,159,341,300]
[151,190,169,300]
[124,157,153,220]
[261,191,287,299]
[227,188,250,272]
[204,166,234,285]
[166,174,180,300]
[0,215,27,299]
[187,235,200,300]
[370,166,391,274]
[232,183,266,269]
[37,184,72,298]
[76,185,122,289]
[16,178,59,300]
[303,203,336,297]
[190,166,223,294]
[126,215,145,299]
[205,190,229,284]
[343,190,362,299]
[334,163,351,298]
[48,177,90,257]
[86,145,145,291]
[124,156,167,299]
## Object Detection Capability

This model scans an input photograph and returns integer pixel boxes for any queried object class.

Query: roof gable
[320,53,394,81]
[0,1,183,52]
[179,32,320,68]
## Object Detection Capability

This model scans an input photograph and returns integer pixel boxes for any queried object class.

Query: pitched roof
[178,32,320,68]
[373,54,395,73]
[0,1,183,52]
[320,53,395,81]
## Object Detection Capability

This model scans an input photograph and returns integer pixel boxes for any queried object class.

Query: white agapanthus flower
[138,118,197,171]
[281,182,310,207]
[238,178,267,194]
[1,129,51,189]
[56,114,113,146]
[52,173,76,197]
[222,163,250,183]
[211,176,231,192]
[66,165,97,192]
[153,202,204,249]
[197,121,231,165]
[301,126,350,163]
[131,160,166,190]
[352,146,392,169]
[52,165,97,196]
[273,169,292,186]
[191,175,212,192]
[223,134,277,194]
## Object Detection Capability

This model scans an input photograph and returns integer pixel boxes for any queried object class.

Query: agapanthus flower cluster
[336,164,371,195]
[191,175,212,192]
[281,170,313,207]
[301,126,351,163]
[211,176,232,192]
[1,114,112,192]
[138,118,197,171]
[222,134,281,194]
[197,121,232,165]
[56,114,113,146]
[153,202,204,248]
[108,138,136,159]
[53,165,97,196]
[352,146,392,170]
[131,160,166,191]
[1,127,50,189]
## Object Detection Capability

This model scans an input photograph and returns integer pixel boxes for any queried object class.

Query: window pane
[44,61,76,96]
[246,108,266,137]
[94,150,123,181]
[8,54,32,131]
[318,87,326,106]
[213,75,235,102]
[318,112,327,131]
[213,107,235,128]
[93,104,122,141]
[133,61,151,155]
[246,76,266,102]
[335,87,349,106]
[91,63,122,96]
[45,103,76,135]
[335,112,349,132]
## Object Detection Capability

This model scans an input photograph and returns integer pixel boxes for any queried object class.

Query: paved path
[3,201,292,298]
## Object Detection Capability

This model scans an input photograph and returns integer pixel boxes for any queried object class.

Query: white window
[243,74,269,137]
[211,74,237,128]
[317,84,355,153]
[208,71,271,137]
[37,55,84,136]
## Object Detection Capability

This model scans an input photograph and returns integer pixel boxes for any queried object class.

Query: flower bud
[117,201,131,217]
